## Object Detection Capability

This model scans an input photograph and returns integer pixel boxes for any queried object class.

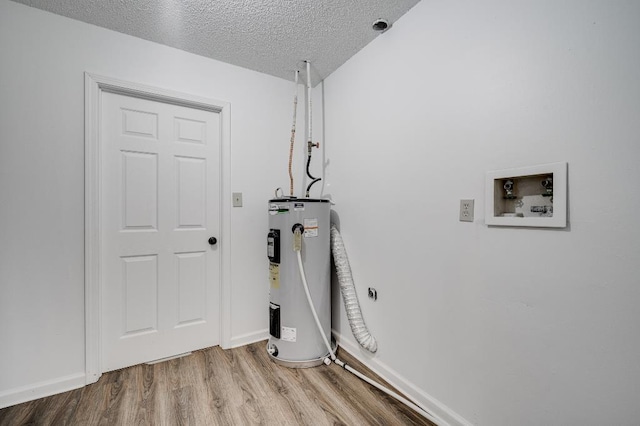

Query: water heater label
[303,218,318,238]
[293,202,305,211]
[269,203,289,215]
[281,326,296,342]
[269,263,280,289]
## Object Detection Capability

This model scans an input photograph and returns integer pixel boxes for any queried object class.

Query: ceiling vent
[372,19,391,33]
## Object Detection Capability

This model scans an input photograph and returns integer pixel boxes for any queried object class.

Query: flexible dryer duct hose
[330,225,378,353]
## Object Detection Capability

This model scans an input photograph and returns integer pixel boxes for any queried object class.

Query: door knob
[208,237,217,245]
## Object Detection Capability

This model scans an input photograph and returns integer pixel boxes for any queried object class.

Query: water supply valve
[307,141,320,154]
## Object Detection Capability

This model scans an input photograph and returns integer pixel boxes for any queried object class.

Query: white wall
[0,0,302,405]
[3,0,639,422]
[324,0,640,425]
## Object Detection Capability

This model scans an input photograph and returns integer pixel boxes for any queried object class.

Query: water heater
[267,197,331,368]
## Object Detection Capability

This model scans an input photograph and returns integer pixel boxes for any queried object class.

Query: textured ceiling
[11,0,420,86]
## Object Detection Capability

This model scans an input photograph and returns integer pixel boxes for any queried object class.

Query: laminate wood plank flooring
[0,341,435,425]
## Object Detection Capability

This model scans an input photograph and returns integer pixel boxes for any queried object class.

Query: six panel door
[101,92,221,372]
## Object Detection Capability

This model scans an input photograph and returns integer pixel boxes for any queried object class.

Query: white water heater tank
[267,198,331,367]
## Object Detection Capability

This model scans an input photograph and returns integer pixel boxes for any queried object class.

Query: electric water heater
[267,198,331,368]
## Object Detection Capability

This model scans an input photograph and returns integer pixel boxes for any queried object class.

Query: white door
[101,92,221,372]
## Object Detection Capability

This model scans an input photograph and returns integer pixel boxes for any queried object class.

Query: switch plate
[460,199,474,222]
[232,192,243,207]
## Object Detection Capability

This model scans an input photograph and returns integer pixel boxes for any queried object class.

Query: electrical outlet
[232,192,243,207]
[459,199,474,222]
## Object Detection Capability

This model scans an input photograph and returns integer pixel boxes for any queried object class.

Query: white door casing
[85,74,232,382]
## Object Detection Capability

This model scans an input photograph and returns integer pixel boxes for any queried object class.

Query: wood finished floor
[0,341,434,426]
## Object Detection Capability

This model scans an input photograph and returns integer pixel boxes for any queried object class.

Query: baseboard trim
[230,329,269,349]
[333,331,472,426]
[0,372,86,409]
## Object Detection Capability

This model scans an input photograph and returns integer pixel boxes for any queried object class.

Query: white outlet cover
[459,199,474,222]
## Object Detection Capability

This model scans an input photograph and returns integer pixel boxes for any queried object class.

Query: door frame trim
[84,72,232,384]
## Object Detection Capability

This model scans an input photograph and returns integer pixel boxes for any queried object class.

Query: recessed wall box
[485,162,567,228]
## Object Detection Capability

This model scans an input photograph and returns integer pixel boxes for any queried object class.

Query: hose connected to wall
[292,228,442,425]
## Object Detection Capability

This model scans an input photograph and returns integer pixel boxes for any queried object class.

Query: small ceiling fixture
[372,19,391,33]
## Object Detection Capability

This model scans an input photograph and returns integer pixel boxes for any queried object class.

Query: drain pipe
[288,70,299,197]
[292,227,442,425]
[304,61,321,197]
